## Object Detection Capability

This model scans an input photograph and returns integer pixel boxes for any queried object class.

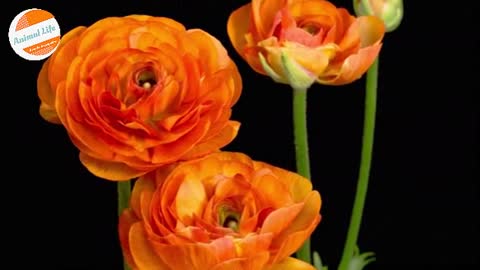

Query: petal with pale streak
[280,191,322,234]
[268,192,321,261]
[79,152,147,181]
[266,257,317,270]
[129,222,170,270]
[175,176,207,225]
[338,15,384,54]
[152,238,234,269]
[211,252,270,270]
[260,203,304,235]
[358,16,385,47]
[271,215,320,262]
[318,43,382,85]
[283,42,338,77]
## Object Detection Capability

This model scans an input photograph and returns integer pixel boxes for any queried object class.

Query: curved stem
[118,181,132,270]
[338,57,379,270]
[292,87,312,263]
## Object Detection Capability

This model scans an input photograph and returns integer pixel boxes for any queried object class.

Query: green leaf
[313,251,328,270]
[347,246,376,270]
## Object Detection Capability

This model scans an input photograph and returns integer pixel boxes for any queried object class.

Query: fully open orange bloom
[38,15,242,181]
[227,0,385,86]
[119,152,321,270]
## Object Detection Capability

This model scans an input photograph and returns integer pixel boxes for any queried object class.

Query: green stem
[338,57,379,270]
[118,181,132,270]
[292,87,312,263]
[117,181,131,216]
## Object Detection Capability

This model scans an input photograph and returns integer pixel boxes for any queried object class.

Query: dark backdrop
[5,0,478,269]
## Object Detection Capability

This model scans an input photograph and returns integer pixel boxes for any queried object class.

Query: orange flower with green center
[37,15,242,181]
[227,0,385,87]
[119,152,321,270]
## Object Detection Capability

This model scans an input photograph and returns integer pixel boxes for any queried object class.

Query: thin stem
[292,87,312,263]
[118,180,132,270]
[117,181,131,216]
[338,57,379,270]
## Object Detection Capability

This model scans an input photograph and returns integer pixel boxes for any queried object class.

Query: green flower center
[302,24,320,35]
[218,206,240,232]
[136,68,157,89]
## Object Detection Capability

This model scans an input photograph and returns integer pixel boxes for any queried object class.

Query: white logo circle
[8,8,61,61]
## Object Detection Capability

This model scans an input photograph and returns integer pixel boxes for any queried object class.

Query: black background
[5,0,478,269]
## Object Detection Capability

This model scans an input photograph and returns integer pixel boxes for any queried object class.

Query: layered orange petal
[271,191,322,261]
[182,121,240,160]
[211,252,270,270]
[47,27,85,94]
[119,210,139,268]
[318,42,382,85]
[289,0,338,19]
[175,175,208,224]
[37,26,86,123]
[227,4,252,60]
[130,175,157,218]
[256,162,313,203]
[129,223,170,269]
[79,153,147,181]
[260,203,304,235]
[186,29,231,73]
[151,238,236,269]
[253,0,288,38]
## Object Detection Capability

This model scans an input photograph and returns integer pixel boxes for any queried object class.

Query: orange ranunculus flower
[119,152,321,270]
[227,0,385,86]
[37,15,242,181]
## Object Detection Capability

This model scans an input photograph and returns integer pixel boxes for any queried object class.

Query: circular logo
[8,8,61,61]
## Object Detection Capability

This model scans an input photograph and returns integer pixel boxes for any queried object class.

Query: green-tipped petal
[259,52,285,83]
[280,52,316,90]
